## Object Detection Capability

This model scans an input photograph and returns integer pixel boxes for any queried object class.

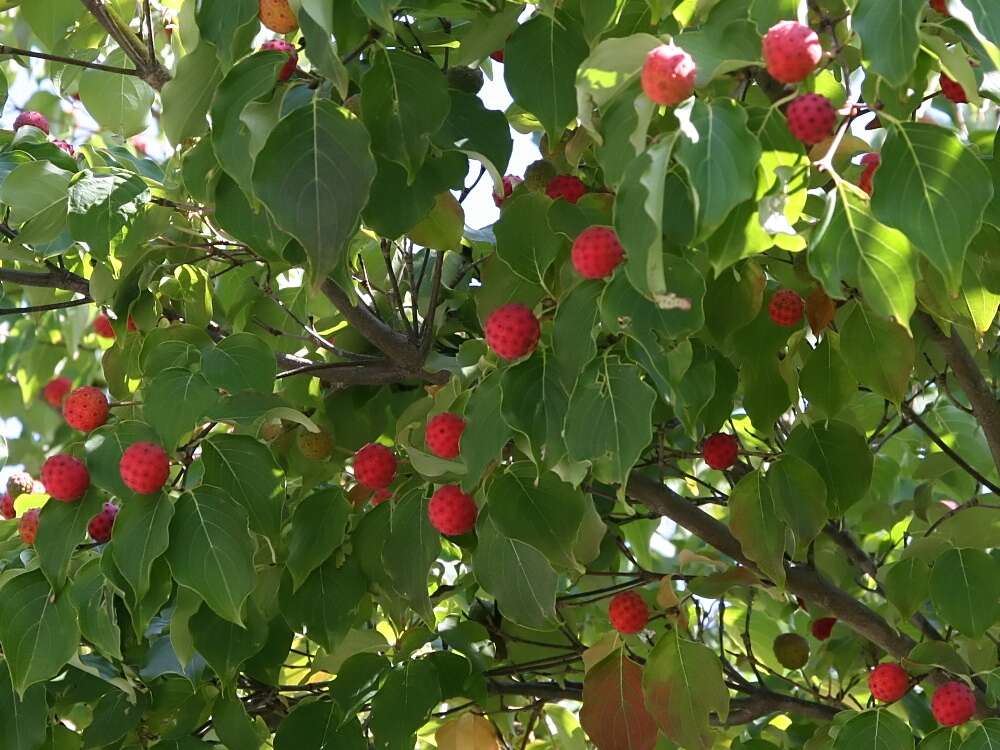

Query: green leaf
[201,434,283,544]
[580,650,659,750]
[69,559,122,661]
[383,489,439,624]
[809,187,917,329]
[84,420,160,499]
[35,490,103,591]
[211,52,287,194]
[929,547,1000,637]
[614,136,673,300]
[552,281,601,388]
[853,0,926,86]
[597,86,657,188]
[956,3,1000,70]
[766,456,828,550]
[505,14,590,141]
[0,660,46,750]
[601,262,705,343]
[361,49,451,178]
[799,335,857,420]
[110,493,174,603]
[642,629,730,750]
[212,696,260,750]
[370,659,442,750]
[675,20,761,87]
[285,556,368,652]
[78,52,155,136]
[364,152,467,240]
[81,690,144,748]
[839,302,914,403]
[196,0,258,66]
[161,43,223,144]
[435,91,511,178]
[274,701,366,750]
[494,192,563,285]
[487,465,588,573]
[0,570,80,695]
[252,100,376,280]
[473,511,558,630]
[785,421,873,516]
[144,368,220,449]
[832,710,913,750]
[501,348,571,468]
[202,333,276,395]
[575,33,660,139]
[728,472,786,586]
[961,719,1000,750]
[67,168,150,259]
[460,372,512,493]
[881,558,930,620]
[872,123,993,293]
[287,487,351,591]
[675,99,761,240]
[564,356,656,486]
[0,161,70,244]
[190,598,267,685]
[167,486,256,625]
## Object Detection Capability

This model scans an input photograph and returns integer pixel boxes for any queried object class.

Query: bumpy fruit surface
[940,73,968,103]
[41,454,90,502]
[485,304,541,361]
[641,44,696,106]
[810,616,837,640]
[120,442,171,494]
[52,139,76,157]
[94,313,115,338]
[763,21,822,84]
[571,227,625,279]
[259,0,297,32]
[608,591,649,634]
[63,386,110,432]
[773,633,810,670]
[0,494,14,520]
[88,502,119,544]
[425,413,466,459]
[769,289,804,327]
[494,175,523,207]
[859,152,881,196]
[298,428,333,460]
[931,681,976,726]
[428,485,478,536]
[446,66,485,94]
[786,94,836,145]
[14,111,49,134]
[7,471,35,501]
[261,39,298,81]
[930,0,949,14]
[869,663,910,703]
[702,433,739,470]
[354,443,397,490]
[545,175,587,204]
[43,377,72,408]
[19,509,39,545]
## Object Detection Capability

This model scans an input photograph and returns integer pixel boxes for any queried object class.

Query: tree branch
[0,44,141,76]
[0,297,92,315]
[917,312,1000,478]
[79,0,171,90]
[724,692,841,725]
[901,402,1000,494]
[0,267,91,296]
[486,680,581,702]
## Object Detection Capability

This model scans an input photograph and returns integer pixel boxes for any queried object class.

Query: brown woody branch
[79,0,171,90]
[0,44,140,76]
[0,297,93,315]
[917,312,1000,479]
[0,266,91,296]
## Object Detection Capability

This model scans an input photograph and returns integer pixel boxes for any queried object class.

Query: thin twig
[0,44,140,76]
[902,403,1000,494]
[0,297,93,315]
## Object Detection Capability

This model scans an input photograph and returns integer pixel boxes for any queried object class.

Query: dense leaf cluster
[0,0,999,748]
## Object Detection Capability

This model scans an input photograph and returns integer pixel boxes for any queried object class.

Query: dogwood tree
[0,0,998,747]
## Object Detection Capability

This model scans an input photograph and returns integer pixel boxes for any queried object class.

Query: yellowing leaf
[436,713,500,750]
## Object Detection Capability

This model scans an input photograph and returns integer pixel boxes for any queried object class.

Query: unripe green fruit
[523,160,557,191]
[7,472,34,501]
[773,633,810,670]
[298,428,333,460]
[446,66,484,94]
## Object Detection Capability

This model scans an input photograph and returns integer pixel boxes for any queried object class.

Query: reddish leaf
[581,650,658,750]
[806,286,837,334]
